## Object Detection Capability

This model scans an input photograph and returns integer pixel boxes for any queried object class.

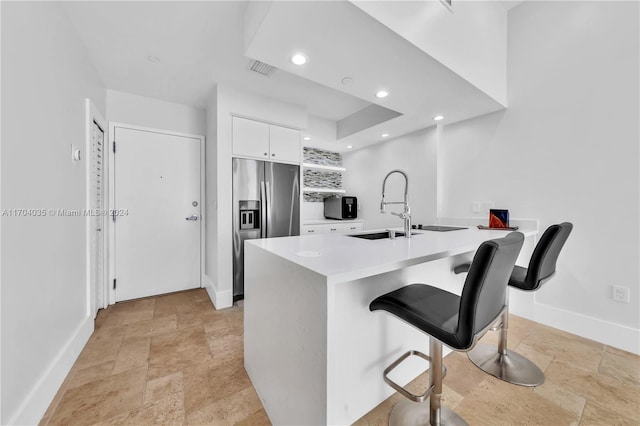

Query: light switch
[481,201,495,213]
[71,144,81,163]
[472,202,481,213]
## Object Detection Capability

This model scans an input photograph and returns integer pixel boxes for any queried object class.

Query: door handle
[260,181,267,238]
[265,181,272,238]
[185,215,199,221]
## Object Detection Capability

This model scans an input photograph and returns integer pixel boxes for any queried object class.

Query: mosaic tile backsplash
[303,147,343,202]
[304,147,342,167]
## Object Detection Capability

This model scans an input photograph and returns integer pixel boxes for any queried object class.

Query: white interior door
[114,127,201,301]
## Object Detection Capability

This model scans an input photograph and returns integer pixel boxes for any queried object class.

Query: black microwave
[324,196,357,220]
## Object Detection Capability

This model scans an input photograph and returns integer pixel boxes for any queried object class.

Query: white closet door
[90,120,105,315]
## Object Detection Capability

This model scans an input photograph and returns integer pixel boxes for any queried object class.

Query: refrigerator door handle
[265,181,272,238]
[260,181,267,238]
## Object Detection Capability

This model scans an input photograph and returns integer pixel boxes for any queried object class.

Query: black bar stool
[370,232,524,426]
[455,222,573,387]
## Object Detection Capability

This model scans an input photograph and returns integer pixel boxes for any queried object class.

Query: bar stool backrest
[457,232,524,349]
[522,222,573,290]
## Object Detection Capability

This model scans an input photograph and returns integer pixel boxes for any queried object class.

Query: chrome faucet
[380,170,411,238]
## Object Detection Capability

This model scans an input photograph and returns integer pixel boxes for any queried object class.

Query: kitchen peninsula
[244,224,537,425]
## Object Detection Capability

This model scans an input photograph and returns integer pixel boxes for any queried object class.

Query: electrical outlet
[612,286,630,303]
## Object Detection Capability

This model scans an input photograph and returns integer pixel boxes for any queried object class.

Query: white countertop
[247,224,537,284]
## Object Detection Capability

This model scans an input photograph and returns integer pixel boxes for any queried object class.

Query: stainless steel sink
[348,231,418,240]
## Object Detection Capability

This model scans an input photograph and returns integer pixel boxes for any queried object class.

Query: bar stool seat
[373,284,460,344]
[508,266,528,289]
[370,232,524,426]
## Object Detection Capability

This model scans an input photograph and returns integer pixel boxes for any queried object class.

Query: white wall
[342,127,438,230]
[207,85,307,308]
[1,2,106,424]
[441,1,639,352]
[304,115,337,150]
[106,89,206,135]
[204,86,218,304]
[351,0,507,104]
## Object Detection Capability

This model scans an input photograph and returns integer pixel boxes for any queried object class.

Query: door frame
[85,99,107,317]
[107,122,206,305]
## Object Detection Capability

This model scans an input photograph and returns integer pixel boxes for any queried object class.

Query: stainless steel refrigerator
[232,158,300,299]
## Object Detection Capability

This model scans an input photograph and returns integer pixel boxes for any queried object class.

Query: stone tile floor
[40,289,639,425]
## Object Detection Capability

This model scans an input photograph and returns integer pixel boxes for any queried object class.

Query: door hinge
[113,278,117,290]
[113,141,116,153]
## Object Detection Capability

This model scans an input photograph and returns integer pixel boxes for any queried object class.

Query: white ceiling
[245,1,505,149]
[62,1,370,121]
[62,1,520,151]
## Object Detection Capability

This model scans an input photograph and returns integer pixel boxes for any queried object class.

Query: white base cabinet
[302,221,362,235]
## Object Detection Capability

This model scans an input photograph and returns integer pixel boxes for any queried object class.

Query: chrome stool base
[389,400,468,426]
[467,343,544,387]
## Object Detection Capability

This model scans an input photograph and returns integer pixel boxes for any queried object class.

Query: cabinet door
[324,224,342,234]
[232,116,269,159]
[302,224,324,235]
[344,222,363,233]
[269,125,301,163]
[325,222,362,234]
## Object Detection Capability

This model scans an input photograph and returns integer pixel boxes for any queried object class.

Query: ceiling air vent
[248,59,276,77]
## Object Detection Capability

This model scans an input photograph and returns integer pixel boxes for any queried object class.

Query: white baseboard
[8,316,94,425]
[203,275,233,309]
[532,302,640,355]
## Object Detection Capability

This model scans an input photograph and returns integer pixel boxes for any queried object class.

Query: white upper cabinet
[269,124,300,163]
[233,116,300,163]
[232,116,270,158]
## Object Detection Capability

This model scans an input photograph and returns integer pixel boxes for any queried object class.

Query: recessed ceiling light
[433,115,445,121]
[375,90,388,98]
[381,133,389,138]
[303,136,311,141]
[291,53,307,65]
[146,55,160,63]
[346,145,353,149]
[341,77,353,85]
